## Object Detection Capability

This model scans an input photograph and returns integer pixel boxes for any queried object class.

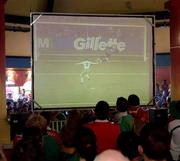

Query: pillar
[0,0,7,119]
[166,0,180,100]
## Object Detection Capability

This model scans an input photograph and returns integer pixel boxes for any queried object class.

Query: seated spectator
[128,94,149,135]
[94,149,129,161]
[117,131,141,161]
[75,126,97,161]
[139,123,172,161]
[85,100,120,153]
[168,101,180,161]
[115,97,134,132]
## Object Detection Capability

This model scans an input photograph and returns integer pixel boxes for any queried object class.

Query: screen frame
[31,13,155,111]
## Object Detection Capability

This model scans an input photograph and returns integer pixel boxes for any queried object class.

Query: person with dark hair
[117,131,141,161]
[128,94,149,135]
[40,111,62,146]
[115,97,134,132]
[61,110,83,148]
[85,100,120,153]
[60,110,83,161]
[168,101,180,161]
[75,126,97,161]
[139,123,173,161]
[25,113,61,161]
[128,94,140,107]
[95,101,110,120]
[11,127,43,161]
[116,97,129,112]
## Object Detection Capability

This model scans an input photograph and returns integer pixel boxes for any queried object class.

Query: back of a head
[94,149,129,161]
[139,123,172,161]
[40,111,51,125]
[95,101,109,120]
[22,126,42,142]
[61,110,82,147]
[66,110,82,126]
[25,113,47,133]
[12,127,43,161]
[128,94,140,107]
[116,97,128,112]
[117,131,140,160]
[75,126,97,161]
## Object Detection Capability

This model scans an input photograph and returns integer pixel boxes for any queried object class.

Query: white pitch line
[37,60,147,63]
[36,73,148,75]
[37,103,95,106]
[37,21,145,28]
[35,101,115,107]
[35,100,149,108]
[38,53,144,57]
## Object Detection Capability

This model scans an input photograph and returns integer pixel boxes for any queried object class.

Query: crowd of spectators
[1,91,180,161]
[6,89,32,121]
[155,80,171,108]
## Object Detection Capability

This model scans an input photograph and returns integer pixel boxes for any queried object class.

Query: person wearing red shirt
[128,94,149,135]
[85,101,120,154]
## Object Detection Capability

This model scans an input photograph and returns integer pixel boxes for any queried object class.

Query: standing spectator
[161,80,169,107]
[40,111,62,146]
[115,97,134,132]
[161,80,169,94]
[85,101,120,153]
[155,83,163,107]
[128,94,149,135]
[168,101,180,161]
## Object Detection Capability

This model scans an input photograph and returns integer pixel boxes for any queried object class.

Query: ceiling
[5,0,169,26]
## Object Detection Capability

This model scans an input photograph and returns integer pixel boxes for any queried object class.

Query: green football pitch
[33,53,153,109]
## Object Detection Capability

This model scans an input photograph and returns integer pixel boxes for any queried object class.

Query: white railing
[50,120,66,132]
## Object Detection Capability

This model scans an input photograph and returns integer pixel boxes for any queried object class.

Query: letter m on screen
[38,38,50,48]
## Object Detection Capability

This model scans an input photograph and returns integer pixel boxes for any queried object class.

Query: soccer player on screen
[77,59,98,83]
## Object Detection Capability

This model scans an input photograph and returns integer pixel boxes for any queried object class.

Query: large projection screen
[32,14,154,110]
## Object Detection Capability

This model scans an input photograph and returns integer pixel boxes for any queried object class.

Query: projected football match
[32,14,154,109]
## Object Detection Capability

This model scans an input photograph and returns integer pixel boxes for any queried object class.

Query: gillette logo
[74,37,126,52]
